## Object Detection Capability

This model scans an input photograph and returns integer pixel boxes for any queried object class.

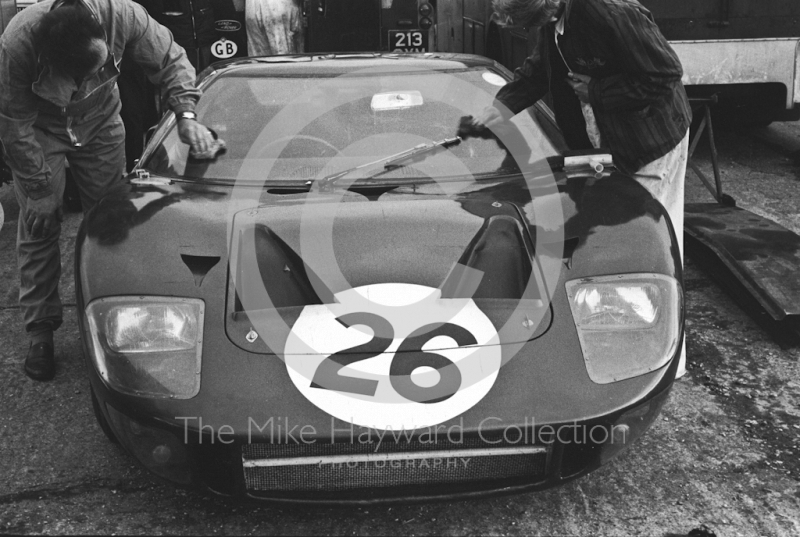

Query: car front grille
[241,434,549,493]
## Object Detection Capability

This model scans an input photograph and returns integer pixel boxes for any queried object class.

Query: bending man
[0,0,216,381]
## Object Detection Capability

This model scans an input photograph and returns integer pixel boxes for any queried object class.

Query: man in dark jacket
[473,0,691,375]
[0,0,216,381]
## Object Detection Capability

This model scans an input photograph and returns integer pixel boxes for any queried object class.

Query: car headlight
[85,297,204,398]
[566,274,681,384]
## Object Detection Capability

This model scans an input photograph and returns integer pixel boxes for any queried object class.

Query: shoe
[24,342,55,381]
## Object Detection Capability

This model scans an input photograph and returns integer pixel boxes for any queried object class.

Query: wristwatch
[177,111,198,121]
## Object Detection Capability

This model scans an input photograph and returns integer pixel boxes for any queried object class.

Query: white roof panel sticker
[371,91,424,111]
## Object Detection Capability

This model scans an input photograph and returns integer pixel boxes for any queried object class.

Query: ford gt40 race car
[77,53,683,503]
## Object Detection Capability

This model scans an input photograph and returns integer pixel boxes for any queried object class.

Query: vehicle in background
[304,0,435,53]
[437,0,800,125]
[205,0,438,62]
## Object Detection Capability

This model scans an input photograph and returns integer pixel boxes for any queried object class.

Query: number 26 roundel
[284,283,502,431]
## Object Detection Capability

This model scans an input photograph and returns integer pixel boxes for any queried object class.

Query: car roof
[201,52,499,81]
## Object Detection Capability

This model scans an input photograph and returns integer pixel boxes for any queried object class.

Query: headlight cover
[566,274,681,384]
[85,297,204,398]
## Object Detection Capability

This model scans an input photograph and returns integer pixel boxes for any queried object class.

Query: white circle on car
[284,283,501,431]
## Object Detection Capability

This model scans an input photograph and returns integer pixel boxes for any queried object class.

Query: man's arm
[494,37,551,117]
[0,48,53,200]
[474,29,551,129]
[0,42,64,237]
[587,2,684,113]
[122,0,200,115]
[120,0,213,154]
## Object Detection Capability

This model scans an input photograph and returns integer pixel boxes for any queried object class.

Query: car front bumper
[96,379,672,504]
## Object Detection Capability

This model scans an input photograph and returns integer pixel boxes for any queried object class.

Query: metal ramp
[684,97,800,344]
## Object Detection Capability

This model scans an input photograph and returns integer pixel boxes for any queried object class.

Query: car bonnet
[225,197,552,357]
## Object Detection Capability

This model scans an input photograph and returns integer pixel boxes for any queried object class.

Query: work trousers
[633,129,690,376]
[633,129,690,262]
[13,108,126,334]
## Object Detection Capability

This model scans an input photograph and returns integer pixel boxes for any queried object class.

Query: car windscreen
[140,67,560,183]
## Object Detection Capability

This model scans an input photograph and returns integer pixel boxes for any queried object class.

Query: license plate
[388,30,428,52]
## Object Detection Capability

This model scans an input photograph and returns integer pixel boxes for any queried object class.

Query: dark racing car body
[76,53,683,503]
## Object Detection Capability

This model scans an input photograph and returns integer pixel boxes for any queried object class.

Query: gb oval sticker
[211,38,238,59]
[284,283,501,431]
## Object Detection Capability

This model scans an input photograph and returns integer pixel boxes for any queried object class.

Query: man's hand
[177,119,216,157]
[471,105,508,130]
[25,193,63,239]
[566,72,592,103]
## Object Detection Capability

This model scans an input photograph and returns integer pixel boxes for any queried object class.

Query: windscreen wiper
[315,136,462,192]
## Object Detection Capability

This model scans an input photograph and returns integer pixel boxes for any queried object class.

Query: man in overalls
[0,0,216,380]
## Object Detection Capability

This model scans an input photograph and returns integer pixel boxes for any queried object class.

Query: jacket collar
[553,0,573,35]
[555,10,566,35]
[32,50,119,109]
[32,62,78,108]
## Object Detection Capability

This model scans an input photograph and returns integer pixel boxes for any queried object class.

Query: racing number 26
[310,312,478,404]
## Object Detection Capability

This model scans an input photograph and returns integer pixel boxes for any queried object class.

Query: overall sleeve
[494,30,551,115]
[587,3,683,113]
[122,0,201,114]
[0,49,53,199]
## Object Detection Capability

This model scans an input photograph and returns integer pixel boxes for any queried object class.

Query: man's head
[33,3,107,80]
[493,0,563,30]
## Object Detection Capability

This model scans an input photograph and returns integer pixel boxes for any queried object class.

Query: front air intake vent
[242,434,549,492]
